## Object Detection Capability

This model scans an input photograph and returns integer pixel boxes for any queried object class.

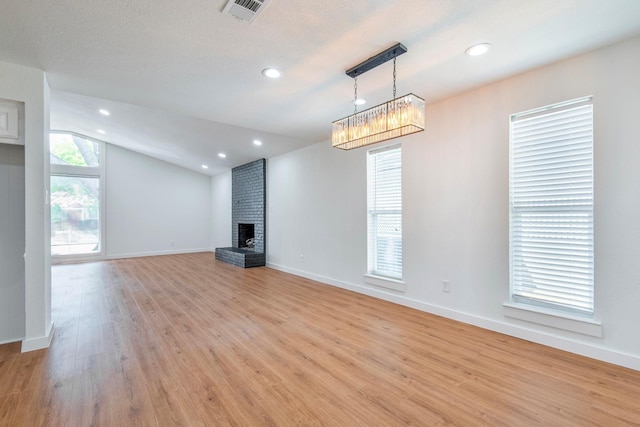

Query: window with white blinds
[509,96,594,316]
[367,145,402,279]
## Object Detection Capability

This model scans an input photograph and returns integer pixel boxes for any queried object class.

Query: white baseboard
[267,262,640,371]
[0,337,23,346]
[104,248,213,260]
[21,321,54,353]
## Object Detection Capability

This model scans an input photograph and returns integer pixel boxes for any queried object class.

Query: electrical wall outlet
[442,280,451,293]
[299,254,304,263]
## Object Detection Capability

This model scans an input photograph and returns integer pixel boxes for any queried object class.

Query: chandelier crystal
[332,93,425,150]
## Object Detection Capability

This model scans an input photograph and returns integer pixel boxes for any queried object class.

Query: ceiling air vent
[222,0,271,23]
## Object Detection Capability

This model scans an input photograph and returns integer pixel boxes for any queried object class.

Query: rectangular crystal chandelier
[332,43,425,150]
[332,93,425,150]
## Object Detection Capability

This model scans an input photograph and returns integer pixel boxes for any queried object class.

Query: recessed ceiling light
[201,164,209,169]
[262,68,281,79]
[253,139,262,146]
[97,129,106,134]
[354,98,366,106]
[99,109,110,116]
[465,43,492,56]
[218,153,227,158]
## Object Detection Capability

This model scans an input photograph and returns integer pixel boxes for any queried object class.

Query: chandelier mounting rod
[345,43,407,78]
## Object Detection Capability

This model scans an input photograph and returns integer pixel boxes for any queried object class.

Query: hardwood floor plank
[1,252,639,426]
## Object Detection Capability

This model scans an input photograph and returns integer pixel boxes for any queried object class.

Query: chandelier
[332,43,425,150]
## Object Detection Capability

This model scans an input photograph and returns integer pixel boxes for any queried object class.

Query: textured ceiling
[2,0,640,175]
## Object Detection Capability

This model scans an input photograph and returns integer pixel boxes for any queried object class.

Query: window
[367,145,402,279]
[50,132,104,257]
[509,96,594,316]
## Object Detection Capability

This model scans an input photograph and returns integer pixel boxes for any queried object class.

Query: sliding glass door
[50,175,101,256]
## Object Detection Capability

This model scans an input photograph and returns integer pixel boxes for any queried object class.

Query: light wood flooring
[1,252,639,426]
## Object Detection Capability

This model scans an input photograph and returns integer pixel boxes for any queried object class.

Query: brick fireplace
[215,159,266,268]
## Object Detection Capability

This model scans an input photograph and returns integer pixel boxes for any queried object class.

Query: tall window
[367,145,402,279]
[509,96,594,316]
[50,132,104,257]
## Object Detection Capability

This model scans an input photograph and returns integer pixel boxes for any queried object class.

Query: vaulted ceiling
[2,0,640,175]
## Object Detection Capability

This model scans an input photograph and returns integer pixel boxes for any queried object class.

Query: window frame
[50,131,106,262]
[367,144,403,282]
[508,96,594,318]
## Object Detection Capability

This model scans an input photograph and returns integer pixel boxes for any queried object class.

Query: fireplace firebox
[238,223,255,249]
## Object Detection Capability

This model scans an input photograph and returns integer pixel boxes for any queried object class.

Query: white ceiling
[2,0,640,175]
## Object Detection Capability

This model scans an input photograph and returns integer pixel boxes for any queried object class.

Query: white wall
[0,61,52,351]
[0,143,25,343]
[211,171,232,248]
[105,144,212,258]
[267,145,366,282]
[259,35,640,370]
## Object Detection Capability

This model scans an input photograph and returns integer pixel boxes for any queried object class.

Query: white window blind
[509,96,594,315]
[367,145,402,279]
